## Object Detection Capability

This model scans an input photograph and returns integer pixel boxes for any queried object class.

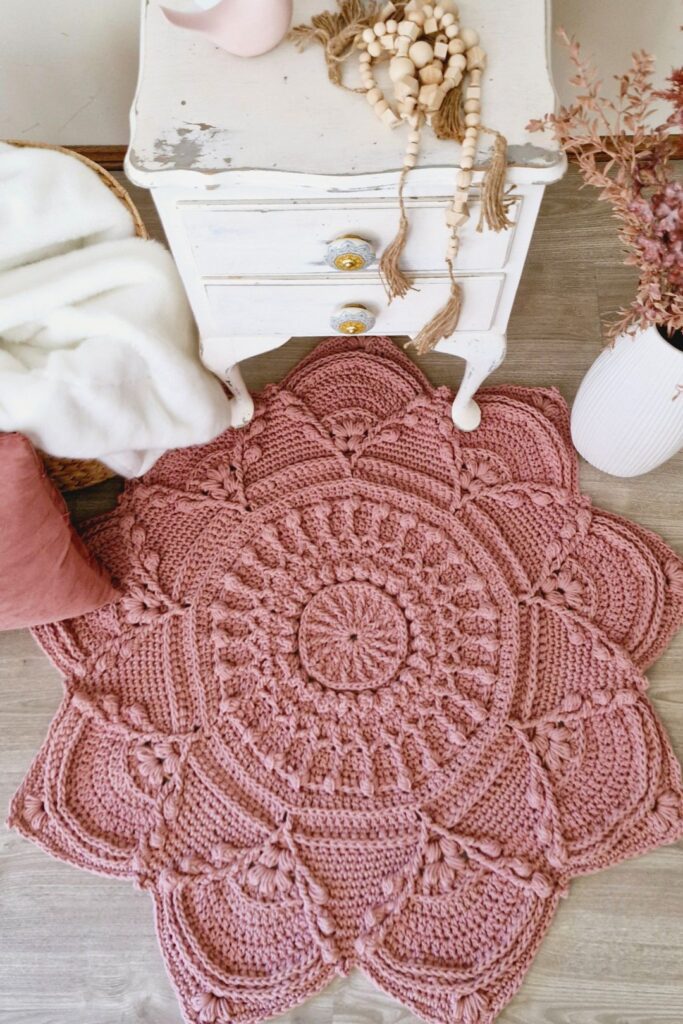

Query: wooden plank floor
[1,166,681,1024]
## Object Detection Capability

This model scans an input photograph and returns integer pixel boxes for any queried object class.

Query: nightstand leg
[222,363,255,428]
[199,337,255,427]
[437,333,507,432]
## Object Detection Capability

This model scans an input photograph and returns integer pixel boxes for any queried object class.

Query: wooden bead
[362,28,375,44]
[464,99,480,113]
[448,53,467,71]
[465,112,480,127]
[406,10,425,26]
[404,152,418,168]
[374,21,386,36]
[398,20,421,40]
[366,87,382,105]
[448,36,465,52]
[465,125,479,139]
[444,68,462,87]
[434,4,445,17]
[441,12,456,27]
[420,63,443,84]
[409,40,434,67]
[457,169,473,188]
[424,17,439,34]
[418,83,437,107]
[381,0,396,15]
[368,40,382,57]
[434,37,449,61]
[386,19,398,33]
[469,69,482,85]
[452,188,469,203]
[359,51,372,64]
[408,128,421,144]
[467,45,486,70]
[446,207,469,227]
[381,35,396,50]
[375,98,389,115]
[460,155,474,169]
[422,4,434,15]
[466,85,481,100]
[395,75,420,99]
[406,140,420,155]
[431,86,447,111]
[396,36,411,55]
[381,106,401,127]
[419,83,445,111]
[460,27,479,48]
[399,96,417,115]
[389,56,416,81]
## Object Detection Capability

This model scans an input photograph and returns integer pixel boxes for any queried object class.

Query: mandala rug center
[298,582,408,692]
[10,336,683,1024]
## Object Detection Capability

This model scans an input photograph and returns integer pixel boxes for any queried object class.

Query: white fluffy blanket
[0,142,232,477]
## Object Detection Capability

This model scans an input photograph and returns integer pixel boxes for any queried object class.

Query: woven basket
[5,140,149,492]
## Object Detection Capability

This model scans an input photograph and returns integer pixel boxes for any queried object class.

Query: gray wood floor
[1,166,681,1023]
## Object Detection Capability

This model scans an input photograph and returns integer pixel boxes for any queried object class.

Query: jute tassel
[289,0,383,88]
[478,127,515,233]
[379,165,413,301]
[405,262,463,356]
[432,82,466,143]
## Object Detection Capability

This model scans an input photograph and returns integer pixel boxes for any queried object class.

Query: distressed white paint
[0,0,678,144]
[134,0,558,430]
[203,273,505,334]
[180,197,520,277]
[127,0,562,182]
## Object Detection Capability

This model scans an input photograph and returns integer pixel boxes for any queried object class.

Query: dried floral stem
[528,30,683,343]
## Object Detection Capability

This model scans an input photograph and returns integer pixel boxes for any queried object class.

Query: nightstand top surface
[127,0,562,189]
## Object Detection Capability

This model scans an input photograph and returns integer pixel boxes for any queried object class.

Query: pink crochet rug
[10,336,683,1024]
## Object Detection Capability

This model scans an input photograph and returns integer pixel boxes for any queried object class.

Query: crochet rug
[10,336,683,1024]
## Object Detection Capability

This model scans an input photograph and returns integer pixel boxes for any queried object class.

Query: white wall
[0,0,140,144]
[0,0,679,145]
[552,0,679,125]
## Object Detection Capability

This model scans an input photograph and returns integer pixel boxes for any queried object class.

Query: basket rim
[5,138,149,241]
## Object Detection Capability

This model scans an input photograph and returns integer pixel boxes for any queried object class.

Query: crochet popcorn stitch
[9,335,683,1024]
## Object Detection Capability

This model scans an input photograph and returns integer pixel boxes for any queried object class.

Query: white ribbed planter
[571,325,683,477]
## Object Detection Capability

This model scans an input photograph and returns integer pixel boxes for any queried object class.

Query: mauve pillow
[0,433,118,630]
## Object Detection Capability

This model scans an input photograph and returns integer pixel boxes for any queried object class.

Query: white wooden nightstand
[126,0,565,430]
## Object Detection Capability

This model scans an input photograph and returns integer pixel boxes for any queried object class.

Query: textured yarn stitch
[9,336,683,1024]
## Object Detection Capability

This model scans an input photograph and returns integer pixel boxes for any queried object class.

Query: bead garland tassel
[291,0,514,353]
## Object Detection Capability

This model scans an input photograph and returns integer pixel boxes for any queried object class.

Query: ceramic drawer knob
[330,304,377,335]
[326,235,376,272]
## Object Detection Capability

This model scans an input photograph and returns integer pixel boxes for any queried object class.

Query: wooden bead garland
[291,0,514,355]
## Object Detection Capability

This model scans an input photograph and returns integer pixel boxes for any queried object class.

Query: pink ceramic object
[161,0,293,58]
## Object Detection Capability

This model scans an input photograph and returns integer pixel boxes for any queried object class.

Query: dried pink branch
[528,32,683,344]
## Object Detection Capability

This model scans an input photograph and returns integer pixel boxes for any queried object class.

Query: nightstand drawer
[204,274,504,336]
[181,199,519,279]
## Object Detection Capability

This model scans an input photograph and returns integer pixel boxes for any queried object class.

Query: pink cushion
[0,433,118,630]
